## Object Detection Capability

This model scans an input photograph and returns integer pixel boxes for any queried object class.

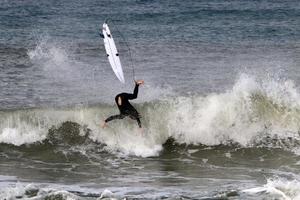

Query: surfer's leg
[105,114,125,123]
[130,115,142,128]
[128,109,142,128]
[136,117,142,128]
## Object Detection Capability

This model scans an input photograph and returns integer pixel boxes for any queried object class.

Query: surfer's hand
[135,80,144,85]
[101,121,107,129]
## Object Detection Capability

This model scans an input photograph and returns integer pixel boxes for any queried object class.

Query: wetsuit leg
[128,109,142,128]
[135,117,142,128]
[105,114,125,123]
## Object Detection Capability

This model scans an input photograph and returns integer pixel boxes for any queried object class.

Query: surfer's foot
[101,121,107,129]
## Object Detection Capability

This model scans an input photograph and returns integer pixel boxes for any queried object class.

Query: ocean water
[1,0,300,199]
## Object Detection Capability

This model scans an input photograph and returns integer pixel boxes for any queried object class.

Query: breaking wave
[1,74,300,157]
[243,178,300,200]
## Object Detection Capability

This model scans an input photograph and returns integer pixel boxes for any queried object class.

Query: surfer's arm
[105,114,126,122]
[104,114,125,123]
[102,114,125,128]
[127,80,144,100]
[127,84,139,100]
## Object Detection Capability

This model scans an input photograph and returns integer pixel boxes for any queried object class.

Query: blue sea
[0,0,300,199]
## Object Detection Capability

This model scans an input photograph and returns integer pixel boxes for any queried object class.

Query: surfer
[102,80,144,128]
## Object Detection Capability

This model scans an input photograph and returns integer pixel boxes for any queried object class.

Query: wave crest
[0,74,300,157]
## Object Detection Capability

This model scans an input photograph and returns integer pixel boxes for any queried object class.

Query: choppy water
[1,0,300,199]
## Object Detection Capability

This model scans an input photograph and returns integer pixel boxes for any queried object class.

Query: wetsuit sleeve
[126,83,139,100]
[105,114,125,123]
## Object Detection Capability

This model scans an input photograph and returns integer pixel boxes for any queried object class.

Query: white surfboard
[102,23,125,84]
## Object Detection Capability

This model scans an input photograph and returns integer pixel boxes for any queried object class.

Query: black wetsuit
[105,83,141,127]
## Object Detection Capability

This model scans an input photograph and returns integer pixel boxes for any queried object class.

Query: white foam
[166,74,300,147]
[91,124,163,157]
[0,110,49,145]
[0,127,45,146]
[0,183,35,199]
[243,178,300,200]
[225,152,231,158]
[0,182,105,200]
[99,189,114,199]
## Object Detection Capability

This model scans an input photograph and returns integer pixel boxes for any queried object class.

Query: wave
[242,178,300,200]
[0,182,103,200]
[1,74,300,157]
[2,178,300,200]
